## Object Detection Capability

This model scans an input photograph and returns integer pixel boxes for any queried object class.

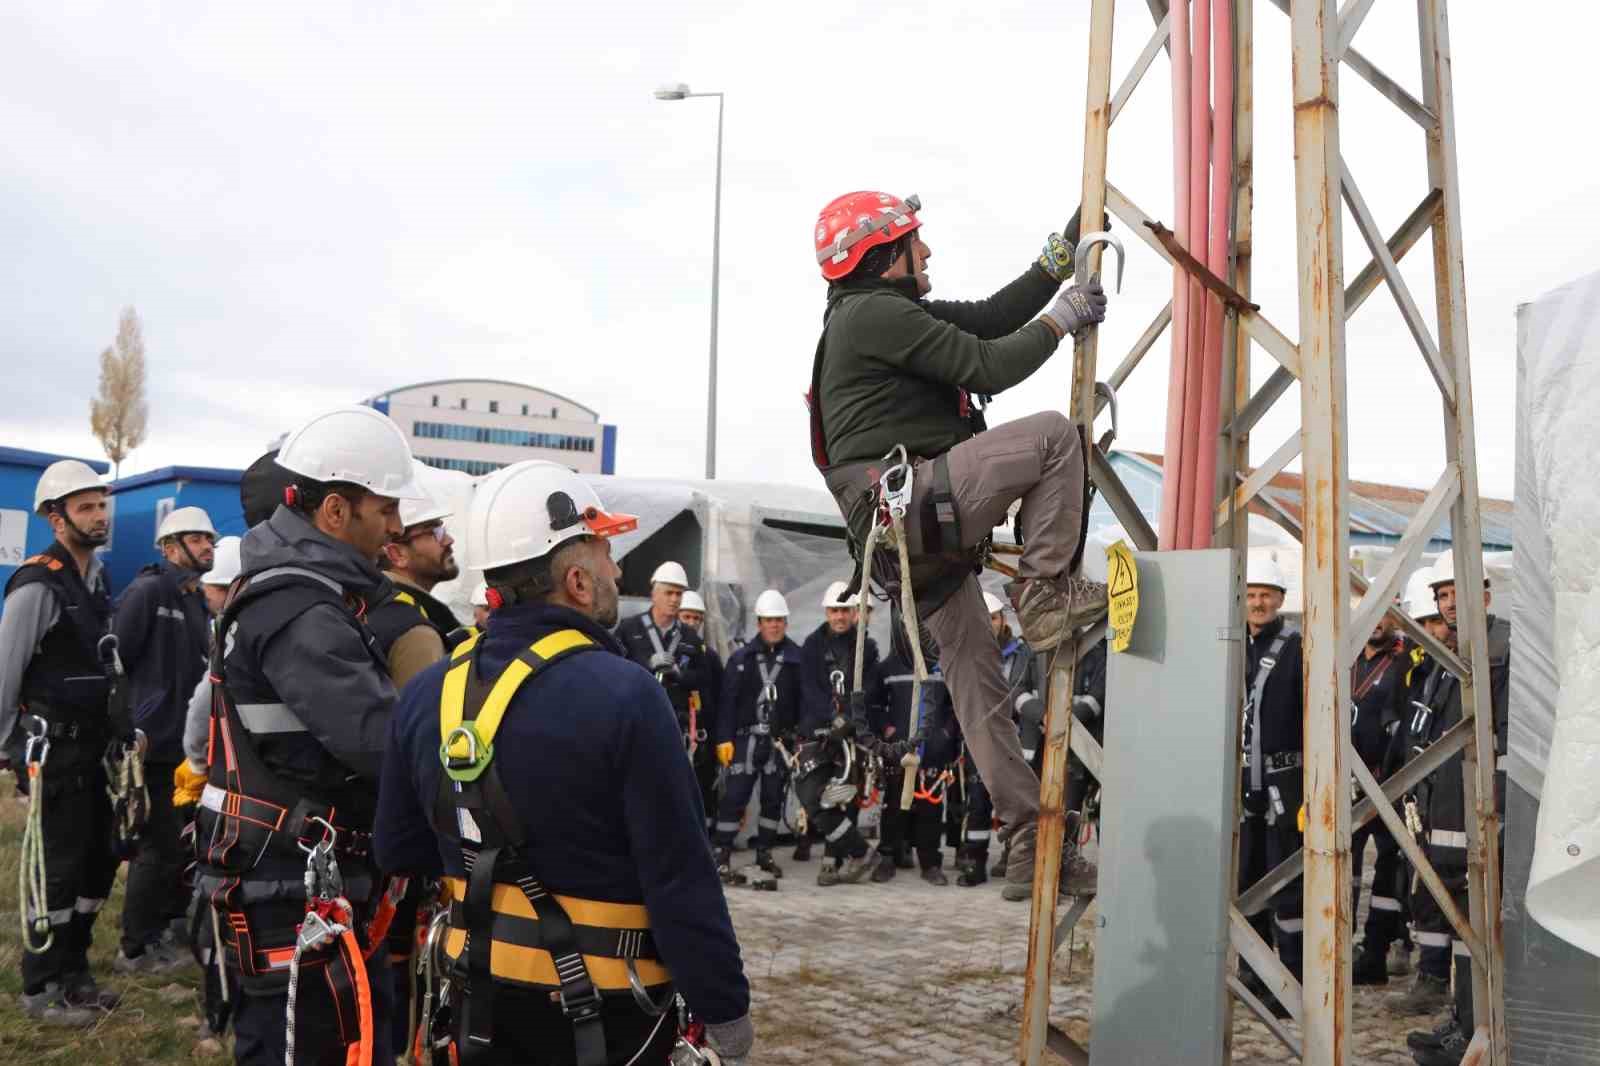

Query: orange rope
[340,927,373,1066]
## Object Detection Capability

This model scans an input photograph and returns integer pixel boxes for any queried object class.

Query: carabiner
[22,715,49,768]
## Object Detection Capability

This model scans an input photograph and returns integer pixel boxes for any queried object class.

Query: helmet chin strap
[57,509,107,549]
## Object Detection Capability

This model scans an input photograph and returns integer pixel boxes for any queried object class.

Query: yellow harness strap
[440,628,593,769]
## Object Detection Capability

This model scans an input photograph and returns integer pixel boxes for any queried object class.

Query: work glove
[648,651,675,673]
[1037,232,1076,283]
[717,742,735,767]
[1042,279,1108,337]
[173,760,207,809]
[1063,204,1112,247]
[705,1014,755,1066]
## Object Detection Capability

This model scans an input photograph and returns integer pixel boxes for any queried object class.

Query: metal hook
[1074,231,1126,293]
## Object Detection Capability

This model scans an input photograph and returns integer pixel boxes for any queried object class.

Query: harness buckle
[878,446,914,520]
[441,724,494,782]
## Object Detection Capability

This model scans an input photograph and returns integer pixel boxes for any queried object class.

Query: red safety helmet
[814,191,921,281]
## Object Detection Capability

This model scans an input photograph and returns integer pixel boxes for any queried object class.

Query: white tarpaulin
[1514,269,1600,953]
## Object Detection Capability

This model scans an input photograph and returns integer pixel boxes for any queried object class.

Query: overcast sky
[5,2,1595,501]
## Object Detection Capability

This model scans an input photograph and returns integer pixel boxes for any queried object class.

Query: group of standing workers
[1238,550,1510,1066]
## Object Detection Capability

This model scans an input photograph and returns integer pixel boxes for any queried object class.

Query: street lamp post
[654,82,724,481]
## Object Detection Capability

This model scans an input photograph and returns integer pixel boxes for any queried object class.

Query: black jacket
[1420,615,1512,840]
[798,622,883,737]
[614,610,712,732]
[715,637,802,745]
[1350,638,1409,776]
[366,578,465,658]
[878,654,959,768]
[114,561,210,763]
[374,603,750,1026]
[812,267,1061,467]
[223,506,395,802]
[1243,617,1304,766]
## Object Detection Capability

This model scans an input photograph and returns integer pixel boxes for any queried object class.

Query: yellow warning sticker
[1106,540,1139,653]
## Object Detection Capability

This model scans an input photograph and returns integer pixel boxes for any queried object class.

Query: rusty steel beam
[1228,975,1303,1057]
[1335,0,1380,58]
[1417,2,1506,1061]
[1110,11,1172,127]
[1105,300,1172,395]
[1343,463,1459,663]
[1340,158,1456,405]
[1228,906,1304,1024]
[1019,3,1114,1061]
[1289,4,1354,1064]
[1225,365,1294,438]
[1263,0,1437,129]
[1215,430,1300,531]
[1345,189,1442,318]
[1089,446,1159,550]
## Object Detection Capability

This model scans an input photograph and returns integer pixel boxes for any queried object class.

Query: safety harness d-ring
[441,724,493,782]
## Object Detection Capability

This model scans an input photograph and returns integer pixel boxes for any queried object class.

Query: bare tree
[89,307,150,478]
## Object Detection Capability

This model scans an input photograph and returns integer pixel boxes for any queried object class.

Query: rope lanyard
[19,718,52,954]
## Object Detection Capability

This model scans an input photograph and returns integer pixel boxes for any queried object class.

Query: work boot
[1407,1017,1461,1053]
[816,859,839,887]
[1000,822,1039,901]
[921,865,949,887]
[114,941,188,975]
[755,850,784,880]
[63,972,122,1011]
[835,848,878,885]
[1391,971,1450,1016]
[956,850,989,887]
[869,852,897,883]
[1388,940,1415,977]
[716,848,736,885]
[1353,943,1390,986]
[1017,576,1109,652]
[1061,848,1099,897]
[792,839,812,863]
[18,983,99,1027]
[894,843,915,870]
[1412,1026,1470,1066]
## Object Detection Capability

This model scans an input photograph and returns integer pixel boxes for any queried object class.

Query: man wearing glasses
[369,487,466,687]
[114,506,219,975]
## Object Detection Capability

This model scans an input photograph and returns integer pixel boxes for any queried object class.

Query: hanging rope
[18,717,52,955]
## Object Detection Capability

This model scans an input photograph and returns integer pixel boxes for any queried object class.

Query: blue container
[104,465,245,593]
[0,446,111,603]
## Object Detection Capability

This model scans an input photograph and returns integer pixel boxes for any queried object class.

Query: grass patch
[0,777,226,1064]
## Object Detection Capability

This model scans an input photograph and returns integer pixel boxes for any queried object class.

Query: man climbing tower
[806,190,1110,899]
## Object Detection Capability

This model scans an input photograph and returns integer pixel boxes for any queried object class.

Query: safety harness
[98,634,150,860]
[18,717,52,954]
[197,565,388,1039]
[1243,625,1297,827]
[433,628,673,1065]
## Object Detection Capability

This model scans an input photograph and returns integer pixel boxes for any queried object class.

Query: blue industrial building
[0,446,112,594]
[102,465,245,593]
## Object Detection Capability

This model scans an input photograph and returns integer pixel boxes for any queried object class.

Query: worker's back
[375,600,750,1063]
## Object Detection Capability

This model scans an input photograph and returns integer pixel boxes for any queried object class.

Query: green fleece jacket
[813,265,1061,467]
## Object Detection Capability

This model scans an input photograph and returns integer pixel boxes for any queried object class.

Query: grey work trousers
[824,411,1086,826]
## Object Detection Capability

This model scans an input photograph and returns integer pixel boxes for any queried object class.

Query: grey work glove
[1041,280,1108,337]
[706,1014,755,1065]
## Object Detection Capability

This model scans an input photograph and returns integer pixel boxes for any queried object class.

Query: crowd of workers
[0,188,1505,1066]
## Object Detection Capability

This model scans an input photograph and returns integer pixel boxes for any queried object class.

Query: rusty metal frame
[1021,2,1504,1063]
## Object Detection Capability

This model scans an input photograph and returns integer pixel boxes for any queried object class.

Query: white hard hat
[983,591,1006,615]
[650,561,689,589]
[821,580,856,609]
[754,589,790,619]
[399,467,451,529]
[466,460,637,571]
[203,537,243,587]
[1427,550,1489,591]
[276,405,425,500]
[1403,570,1440,622]
[680,590,707,613]
[1247,553,1289,593]
[156,506,218,546]
[469,581,489,608]
[34,460,105,515]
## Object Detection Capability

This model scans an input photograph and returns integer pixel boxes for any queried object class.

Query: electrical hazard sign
[1106,540,1139,652]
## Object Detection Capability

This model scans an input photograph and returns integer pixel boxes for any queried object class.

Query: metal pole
[706,93,724,481]
[1288,3,1353,1064]
[1416,2,1505,1060]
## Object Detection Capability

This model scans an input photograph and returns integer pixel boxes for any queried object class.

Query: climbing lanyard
[285,820,374,1066]
[19,716,53,955]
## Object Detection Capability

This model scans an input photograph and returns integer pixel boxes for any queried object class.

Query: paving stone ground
[723,842,1436,1065]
